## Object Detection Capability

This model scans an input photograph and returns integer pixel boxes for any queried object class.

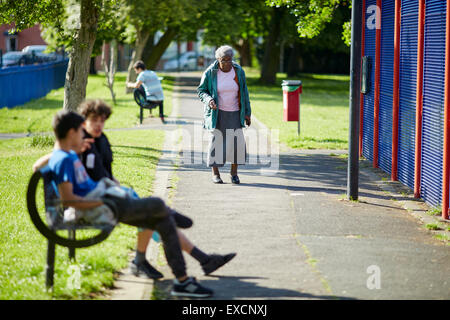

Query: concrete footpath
[110,73,449,300]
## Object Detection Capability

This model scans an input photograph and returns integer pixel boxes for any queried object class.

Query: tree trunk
[141,32,155,65]
[259,7,285,85]
[287,42,302,77]
[236,38,253,67]
[89,56,97,74]
[102,40,117,104]
[63,0,98,111]
[144,26,180,70]
[125,27,151,94]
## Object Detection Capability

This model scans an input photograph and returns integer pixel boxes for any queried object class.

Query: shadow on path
[152,276,357,300]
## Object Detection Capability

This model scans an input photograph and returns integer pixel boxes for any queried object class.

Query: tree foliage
[0,0,64,31]
[200,0,270,47]
[267,0,342,38]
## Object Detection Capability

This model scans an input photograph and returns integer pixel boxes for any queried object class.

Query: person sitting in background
[127,60,165,124]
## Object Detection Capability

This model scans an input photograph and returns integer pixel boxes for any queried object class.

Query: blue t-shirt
[137,70,164,101]
[48,149,98,197]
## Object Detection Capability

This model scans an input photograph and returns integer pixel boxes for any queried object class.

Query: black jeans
[134,86,164,117]
[102,195,186,278]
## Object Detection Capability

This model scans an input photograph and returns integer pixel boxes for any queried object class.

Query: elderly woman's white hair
[215,45,234,60]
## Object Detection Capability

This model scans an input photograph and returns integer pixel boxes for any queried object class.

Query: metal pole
[414,0,425,198]
[373,0,382,169]
[68,230,76,261]
[298,94,301,136]
[359,0,367,157]
[46,240,55,290]
[442,0,450,220]
[347,0,363,201]
[391,0,401,181]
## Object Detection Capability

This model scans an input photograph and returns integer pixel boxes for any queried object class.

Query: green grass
[244,68,349,150]
[425,223,440,231]
[433,234,449,242]
[426,206,442,216]
[0,72,174,134]
[0,129,164,299]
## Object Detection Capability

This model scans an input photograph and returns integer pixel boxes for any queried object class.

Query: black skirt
[207,110,247,167]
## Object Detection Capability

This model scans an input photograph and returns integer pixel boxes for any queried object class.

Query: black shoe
[201,253,237,275]
[212,175,223,184]
[160,116,166,124]
[130,260,164,279]
[230,175,240,184]
[169,209,193,229]
[171,277,213,298]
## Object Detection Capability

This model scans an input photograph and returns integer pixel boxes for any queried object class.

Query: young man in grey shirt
[127,60,165,123]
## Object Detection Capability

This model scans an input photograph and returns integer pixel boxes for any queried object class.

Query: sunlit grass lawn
[244,68,349,150]
[0,129,164,299]
[0,72,174,134]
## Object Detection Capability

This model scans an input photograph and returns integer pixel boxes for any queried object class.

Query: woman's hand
[245,115,251,127]
[209,100,217,110]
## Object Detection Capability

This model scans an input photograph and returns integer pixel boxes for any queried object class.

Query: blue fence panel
[362,0,377,162]
[378,0,395,175]
[0,59,68,108]
[421,0,446,207]
[398,1,418,190]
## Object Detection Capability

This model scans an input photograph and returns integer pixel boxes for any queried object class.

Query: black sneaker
[201,253,237,275]
[230,175,240,184]
[130,260,164,279]
[171,277,213,298]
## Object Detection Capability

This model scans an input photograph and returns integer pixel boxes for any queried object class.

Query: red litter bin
[282,80,302,134]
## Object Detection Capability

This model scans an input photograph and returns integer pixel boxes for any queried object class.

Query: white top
[137,70,164,101]
[217,68,239,112]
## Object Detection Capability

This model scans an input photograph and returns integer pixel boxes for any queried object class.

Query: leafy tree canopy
[267,0,342,38]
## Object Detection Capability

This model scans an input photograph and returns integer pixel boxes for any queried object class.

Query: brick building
[0,24,46,53]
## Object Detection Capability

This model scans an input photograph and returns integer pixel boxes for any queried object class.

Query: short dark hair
[133,60,146,70]
[52,110,85,140]
[78,99,112,120]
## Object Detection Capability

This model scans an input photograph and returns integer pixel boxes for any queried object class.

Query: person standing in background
[197,45,252,184]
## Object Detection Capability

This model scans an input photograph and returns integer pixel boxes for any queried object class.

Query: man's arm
[58,182,103,210]
[32,139,93,172]
[127,80,143,89]
[33,153,52,172]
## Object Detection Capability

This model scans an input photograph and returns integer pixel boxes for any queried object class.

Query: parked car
[22,45,48,54]
[163,51,198,71]
[22,45,61,63]
[1,51,34,67]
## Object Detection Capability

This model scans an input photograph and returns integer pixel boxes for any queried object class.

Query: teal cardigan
[197,60,251,130]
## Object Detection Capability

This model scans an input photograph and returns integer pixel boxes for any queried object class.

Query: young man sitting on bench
[44,110,213,298]
[78,100,235,279]
[33,100,236,279]
[127,60,165,124]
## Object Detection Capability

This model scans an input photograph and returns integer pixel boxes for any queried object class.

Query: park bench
[26,166,115,289]
[133,88,163,124]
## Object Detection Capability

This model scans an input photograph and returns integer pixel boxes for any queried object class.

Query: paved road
[112,73,449,300]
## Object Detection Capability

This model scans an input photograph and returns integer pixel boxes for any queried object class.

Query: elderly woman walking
[197,45,252,184]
